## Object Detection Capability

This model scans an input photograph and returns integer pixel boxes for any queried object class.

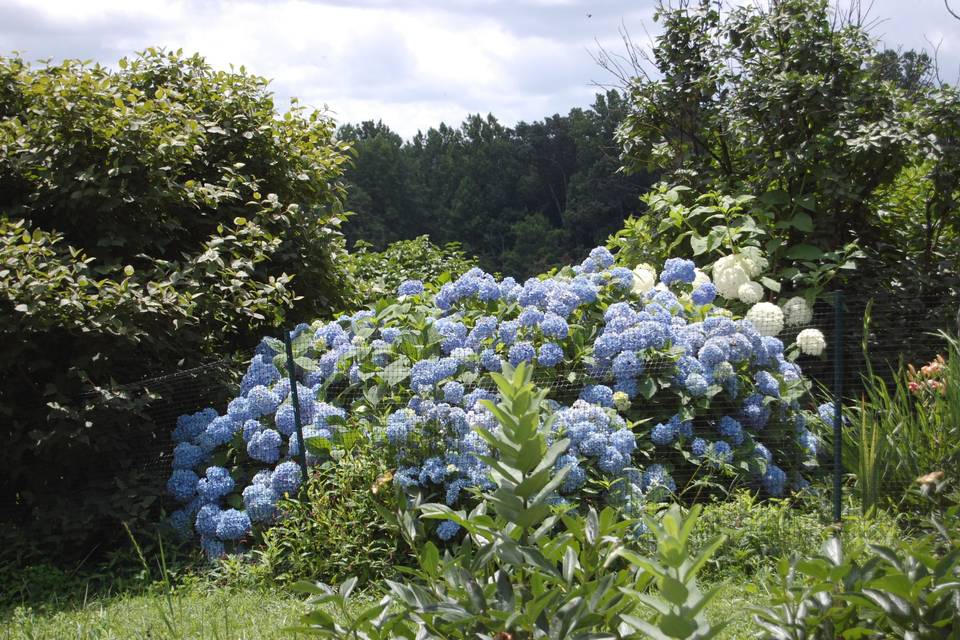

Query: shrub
[752,504,960,638]
[0,49,353,557]
[256,443,403,584]
[347,236,478,305]
[164,246,819,557]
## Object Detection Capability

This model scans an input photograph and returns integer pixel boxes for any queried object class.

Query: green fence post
[284,330,310,481]
[832,291,845,523]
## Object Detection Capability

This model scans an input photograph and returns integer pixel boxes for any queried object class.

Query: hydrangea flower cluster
[165,247,819,556]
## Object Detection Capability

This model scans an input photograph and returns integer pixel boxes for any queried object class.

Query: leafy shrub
[164,246,819,557]
[255,443,403,584]
[690,491,903,583]
[289,363,727,639]
[347,236,478,305]
[0,49,353,557]
[752,505,960,638]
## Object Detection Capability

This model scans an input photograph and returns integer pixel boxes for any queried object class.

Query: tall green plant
[289,363,727,638]
[837,305,960,511]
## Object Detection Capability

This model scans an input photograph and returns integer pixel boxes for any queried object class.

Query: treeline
[338,91,654,278]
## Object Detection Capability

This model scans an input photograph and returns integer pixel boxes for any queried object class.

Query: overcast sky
[2,0,958,138]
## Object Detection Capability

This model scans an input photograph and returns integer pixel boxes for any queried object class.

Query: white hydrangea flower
[713,254,753,299]
[745,302,784,336]
[692,268,711,288]
[782,296,814,327]
[796,328,826,356]
[632,264,657,295]
[737,281,764,304]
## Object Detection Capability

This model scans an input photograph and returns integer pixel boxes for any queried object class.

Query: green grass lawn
[1,581,765,640]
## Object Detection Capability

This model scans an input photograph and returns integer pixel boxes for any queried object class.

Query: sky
[2,0,958,139]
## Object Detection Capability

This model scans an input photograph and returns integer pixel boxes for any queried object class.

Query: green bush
[752,503,960,638]
[690,491,903,583]
[0,48,353,558]
[256,444,404,585]
[347,235,478,305]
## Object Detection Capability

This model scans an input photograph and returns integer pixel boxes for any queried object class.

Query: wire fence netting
[3,291,958,531]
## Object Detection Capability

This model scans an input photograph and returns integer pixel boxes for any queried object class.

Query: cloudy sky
[2,0,958,138]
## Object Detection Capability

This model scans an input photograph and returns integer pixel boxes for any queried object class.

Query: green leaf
[785,243,825,261]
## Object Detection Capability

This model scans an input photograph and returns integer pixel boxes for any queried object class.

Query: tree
[0,49,353,556]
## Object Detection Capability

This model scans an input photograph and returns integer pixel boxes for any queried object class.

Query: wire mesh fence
[3,291,958,543]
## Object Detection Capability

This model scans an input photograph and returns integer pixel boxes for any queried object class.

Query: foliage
[164,248,818,557]
[347,236,478,305]
[339,92,654,279]
[689,491,903,583]
[0,49,353,557]
[608,186,861,303]
[616,0,908,271]
[751,501,960,639]
[289,363,727,639]
[255,443,403,585]
[835,330,960,512]
[611,0,960,346]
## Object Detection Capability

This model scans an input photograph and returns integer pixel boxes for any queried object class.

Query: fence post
[284,330,310,481]
[832,291,845,523]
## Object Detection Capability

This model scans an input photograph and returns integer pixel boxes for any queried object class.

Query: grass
[1,581,768,640]
[1,585,307,640]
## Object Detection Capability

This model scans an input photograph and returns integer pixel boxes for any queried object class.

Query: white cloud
[0,0,956,137]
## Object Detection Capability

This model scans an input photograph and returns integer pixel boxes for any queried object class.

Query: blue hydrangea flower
[651,421,678,446]
[240,355,280,395]
[172,443,204,471]
[609,267,635,289]
[691,437,708,456]
[580,385,614,407]
[718,416,745,445]
[691,283,717,305]
[710,440,734,464]
[660,258,696,285]
[798,429,818,456]
[756,371,781,398]
[247,428,282,463]
[201,536,225,559]
[196,466,234,501]
[519,307,544,327]
[442,381,465,404]
[227,397,253,422]
[167,469,199,502]
[247,386,280,417]
[195,504,221,537]
[397,280,425,296]
[386,409,418,444]
[684,373,709,397]
[173,408,217,443]
[589,246,615,269]
[538,342,564,367]
[381,327,401,344]
[539,313,569,339]
[508,341,536,366]
[641,464,676,494]
[243,483,278,523]
[271,461,302,495]
[204,416,238,446]
[215,509,251,541]
[742,393,771,430]
[762,464,787,496]
[436,520,461,541]
[479,348,502,372]
[556,454,586,493]
[612,351,644,379]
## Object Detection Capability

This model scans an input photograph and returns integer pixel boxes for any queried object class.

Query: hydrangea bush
[166,247,820,556]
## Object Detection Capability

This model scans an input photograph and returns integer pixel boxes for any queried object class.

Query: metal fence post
[832,291,845,523]
[284,330,310,481]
